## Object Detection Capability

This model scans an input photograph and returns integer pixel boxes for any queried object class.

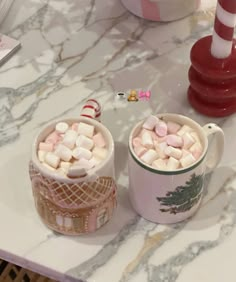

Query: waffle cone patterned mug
[128,114,224,224]
[29,100,117,235]
[121,0,200,22]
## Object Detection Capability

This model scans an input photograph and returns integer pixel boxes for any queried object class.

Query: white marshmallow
[166,134,183,148]
[140,149,159,165]
[165,146,182,160]
[152,159,167,170]
[155,142,168,159]
[89,156,102,168]
[60,161,71,170]
[92,147,108,160]
[189,142,203,159]
[180,153,196,168]
[177,125,193,136]
[54,144,72,162]
[141,131,153,149]
[183,132,195,149]
[57,167,67,175]
[167,121,181,134]
[77,122,94,138]
[142,115,159,130]
[191,132,201,143]
[44,152,60,169]
[38,150,46,162]
[75,158,93,170]
[55,122,69,134]
[76,135,94,150]
[166,157,180,170]
[63,130,78,149]
[72,147,92,160]
[67,166,87,178]
[42,162,56,171]
[155,121,167,137]
[134,146,147,157]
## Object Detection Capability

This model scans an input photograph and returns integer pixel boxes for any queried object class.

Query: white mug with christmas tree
[128,113,224,224]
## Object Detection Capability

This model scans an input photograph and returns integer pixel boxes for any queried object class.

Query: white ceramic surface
[128,114,224,224]
[2,1,236,282]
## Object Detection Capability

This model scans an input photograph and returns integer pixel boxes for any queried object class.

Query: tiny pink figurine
[139,90,151,101]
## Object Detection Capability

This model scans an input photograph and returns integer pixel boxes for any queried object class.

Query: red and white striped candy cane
[211,0,236,59]
[80,99,101,121]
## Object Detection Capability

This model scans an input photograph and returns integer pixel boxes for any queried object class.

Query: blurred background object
[121,0,200,22]
[0,0,15,25]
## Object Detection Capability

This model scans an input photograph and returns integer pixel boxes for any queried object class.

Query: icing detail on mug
[156,173,204,214]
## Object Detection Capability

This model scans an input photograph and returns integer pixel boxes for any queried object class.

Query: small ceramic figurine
[127,90,139,102]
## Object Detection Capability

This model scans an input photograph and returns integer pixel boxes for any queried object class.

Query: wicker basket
[0,259,56,282]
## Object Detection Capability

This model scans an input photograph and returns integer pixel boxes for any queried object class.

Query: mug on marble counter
[29,103,117,235]
[121,0,200,22]
[128,114,224,224]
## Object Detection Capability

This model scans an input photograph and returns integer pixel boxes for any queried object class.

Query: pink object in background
[141,0,160,21]
[121,0,200,22]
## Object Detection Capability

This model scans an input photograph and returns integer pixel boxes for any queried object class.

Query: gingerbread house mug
[29,101,117,235]
[128,114,224,224]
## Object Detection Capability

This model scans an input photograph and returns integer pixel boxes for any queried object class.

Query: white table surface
[1,0,236,281]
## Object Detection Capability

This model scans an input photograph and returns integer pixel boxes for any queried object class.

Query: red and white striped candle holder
[121,0,200,22]
[188,0,236,117]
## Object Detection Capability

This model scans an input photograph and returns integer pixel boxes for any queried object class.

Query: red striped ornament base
[188,36,236,117]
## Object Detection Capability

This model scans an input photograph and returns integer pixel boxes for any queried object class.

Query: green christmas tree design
[156,173,204,214]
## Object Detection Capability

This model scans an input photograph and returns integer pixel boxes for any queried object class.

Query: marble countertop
[1,0,236,281]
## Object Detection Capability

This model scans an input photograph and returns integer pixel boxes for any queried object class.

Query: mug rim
[128,113,208,175]
[31,117,114,183]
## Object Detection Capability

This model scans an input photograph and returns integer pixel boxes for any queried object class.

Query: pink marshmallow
[45,131,59,144]
[39,142,54,152]
[132,137,142,147]
[93,132,106,148]
[166,134,183,148]
[155,121,167,137]
[190,143,203,160]
[167,121,181,134]
[71,123,79,131]
[134,146,147,157]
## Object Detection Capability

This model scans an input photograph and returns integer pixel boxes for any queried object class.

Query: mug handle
[202,123,224,173]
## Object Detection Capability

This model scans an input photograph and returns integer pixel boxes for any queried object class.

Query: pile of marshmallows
[38,121,108,178]
[132,115,203,170]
